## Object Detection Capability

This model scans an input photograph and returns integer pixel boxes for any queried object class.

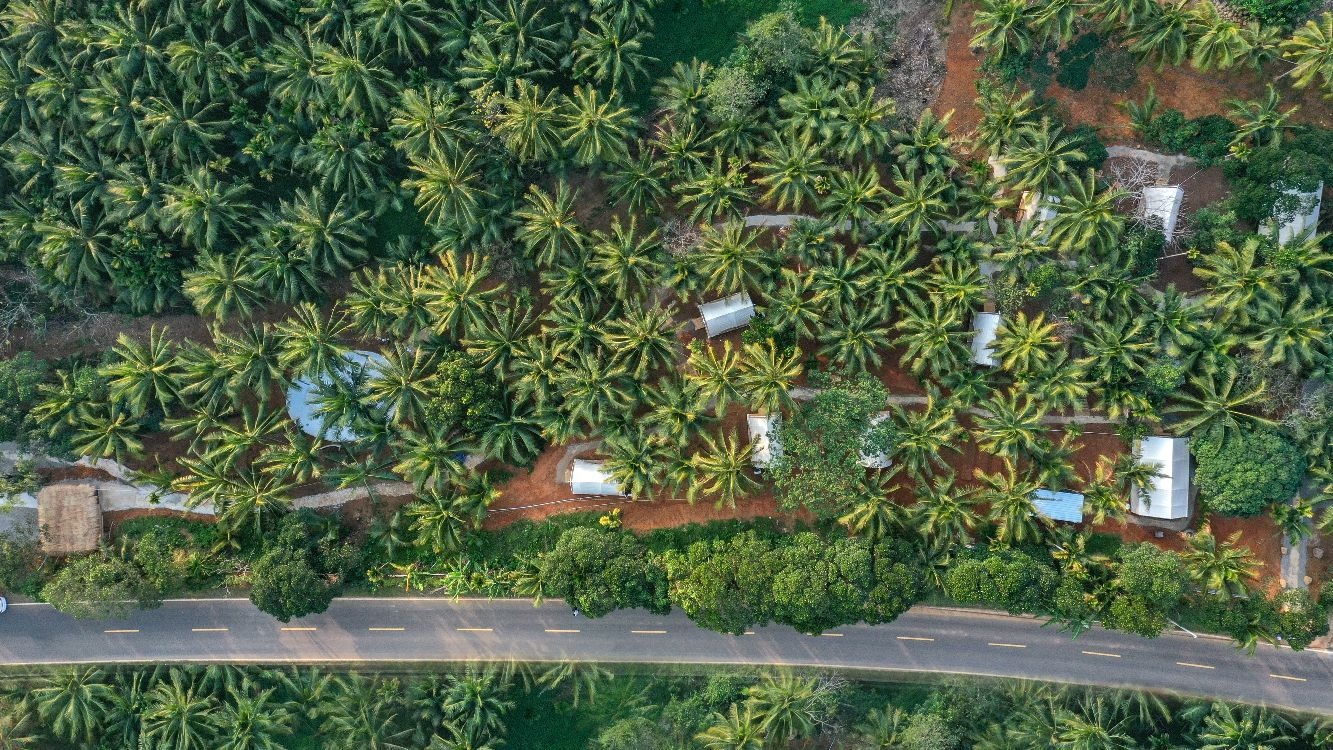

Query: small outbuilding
[971,312,1001,367]
[1131,436,1191,521]
[1018,192,1059,224]
[1141,186,1184,239]
[568,459,623,496]
[1031,488,1085,524]
[37,483,102,555]
[858,411,894,469]
[697,292,755,338]
[747,413,782,469]
[1272,184,1322,245]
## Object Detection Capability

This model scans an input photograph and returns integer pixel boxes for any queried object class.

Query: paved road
[3,599,1332,714]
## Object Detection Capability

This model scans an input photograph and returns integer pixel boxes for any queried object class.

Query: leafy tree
[43,553,161,620]
[1192,428,1306,516]
[1102,544,1185,637]
[541,527,669,617]
[248,516,339,622]
[769,533,871,633]
[944,550,1055,615]
[663,531,776,635]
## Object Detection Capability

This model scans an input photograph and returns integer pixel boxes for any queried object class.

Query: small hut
[1141,186,1184,239]
[971,312,1001,367]
[568,460,623,496]
[1272,184,1323,245]
[37,483,102,555]
[747,413,783,469]
[1031,488,1085,524]
[1132,436,1191,521]
[697,292,755,338]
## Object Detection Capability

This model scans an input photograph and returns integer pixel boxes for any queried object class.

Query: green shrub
[1118,222,1164,278]
[1273,588,1328,650]
[1055,34,1102,91]
[1193,428,1307,516]
[1232,0,1318,27]
[0,352,45,443]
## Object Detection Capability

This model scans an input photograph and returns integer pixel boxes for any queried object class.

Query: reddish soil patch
[323,492,417,540]
[933,4,1333,147]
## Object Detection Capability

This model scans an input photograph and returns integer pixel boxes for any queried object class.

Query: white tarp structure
[1141,186,1183,239]
[747,413,782,469]
[1132,436,1191,520]
[971,312,1001,367]
[859,411,894,469]
[569,459,622,496]
[1272,184,1322,245]
[698,292,755,338]
[1019,192,1059,223]
[1032,489,1085,523]
[286,350,389,442]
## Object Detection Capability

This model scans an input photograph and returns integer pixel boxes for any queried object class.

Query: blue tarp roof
[1032,489,1085,523]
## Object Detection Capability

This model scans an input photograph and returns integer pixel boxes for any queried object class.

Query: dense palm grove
[1,0,1333,699]
[4,664,1333,750]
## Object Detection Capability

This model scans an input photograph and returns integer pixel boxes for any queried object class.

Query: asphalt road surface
[3,598,1332,714]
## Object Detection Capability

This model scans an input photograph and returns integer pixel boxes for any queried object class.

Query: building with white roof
[858,411,894,469]
[1018,192,1059,224]
[971,312,1001,367]
[1141,186,1183,239]
[568,459,623,496]
[698,292,755,338]
[1131,436,1191,520]
[747,413,782,469]
[1271,184,1322,245]
[1032,488,1085,524]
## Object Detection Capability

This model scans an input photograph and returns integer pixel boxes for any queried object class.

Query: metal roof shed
[1032,488,1085,523]
[747,413,782,468]
[859,411,894,469]
[1019,192,1059,224]
[698,292,755,338]
[569,459,623,496]
[1273,184,1322,245]
[1131,436,1191,520]
[1141,186,1184,239]
[971,312,1001,367]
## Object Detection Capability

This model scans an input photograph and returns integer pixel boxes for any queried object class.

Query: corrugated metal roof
[747,413,782,468]
[1132,436,1191,520]
[971,312,1001,367]
[698,292,755,338]
[569,460,622,496]
[1142,186,1183,239]
[1032,488,1085,523]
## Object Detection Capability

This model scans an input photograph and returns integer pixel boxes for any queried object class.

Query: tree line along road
[1,599,1331,715]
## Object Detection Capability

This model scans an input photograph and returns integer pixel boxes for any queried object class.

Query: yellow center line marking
[456,627,494,632]
[191,628,228,633]
[368,627,405,632]
[1271,674,1307,682]
[104,629,139,634]
[988,642,1027,648]
[1176,662,1214,670]
[897,636,935,642]
[545,628,581,634]
[742,631,756,635]
[280,627,317,632]
[631,630,667,634]
[821,633,845,637]
[1082,651,1122,658]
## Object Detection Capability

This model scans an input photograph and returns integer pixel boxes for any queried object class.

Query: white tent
[747,413,782,468]
[1032,489,1085,523]
[1018,192,1059,224]
[971,312,1001,367]
[1272,184,1322,245]
[1131,436,1191,520]
[569,459,623,496]
[1141,186,1184,239]
[698,292,755,338]
[859,411,894,469]
[286,350,389,442]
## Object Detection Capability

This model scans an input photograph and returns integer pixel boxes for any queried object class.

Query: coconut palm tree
[73,406,144,462]
[680,152,755,222]
[691,430,759,507]
[440,669,512,740]
[925,255,988,317]
[558,349,633,433]
[697,703,766,750]
[1189,3,1253,71]
[589,216,663,302]
[839,468,908,542]
[394,426,469,495]
[322,676,412,750]
[1193,238,1282,326]
[390,84,471,160]
[607,151,668,215]
[560,85,633,166]
[161,167,250,251]
[33,668,113,747]
[1249,291,1329,375]
[1165,371,1276,438]
[536,661,611,709]
[746,675,822,744]
[1195,703,1293,749]
[755,129,828,213]
[892,396,965,480]
[821,308,893,373]
[275,303,351,381]
[991,311,1062,375]
[975,391,1048,459]
[765,270,828,343]
[1282,12,1333,92]
[279,189,370,273]
[183,251,264,320]
[1004,118,1088,193]
[739,341,802,414]
[100,327,181,418]
[1047,170,1127,255]
[976,457,1046,546]
[913,469,979,548]
[403,149,491,229]
[1183,527,1261,597]
[514,181,586,269]
[881,166,950,239]
[644,376,715,447]
[141,670,219,750]
[408,491,470,555]
[604,428,664,499]
[1228,85,1298,150]
[859,239,926,312]
[1053,696,1136,750]
[423,250,500,338]
[572,15,654,91]
[218,469,295,538]
[494,79,562,164]
[654,58,711,121]
[971,0,1034,62]
[892,108,958,174]
[1128,0,1191,70]
[692,221,773,295]
[895,299,969,379]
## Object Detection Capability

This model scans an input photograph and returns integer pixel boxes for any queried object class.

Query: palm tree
[1183,527,1262,597]
[394,426,468,496]
[408,491,470,554]
[895,300,968,379]
[100,327,181,417]
[1227,85,1298,150]
[390,85,469,159]
[160,167,250,251]
[881,166,950,239]
[693,221,772,295]
[680,152,754,222]
[465,307,535,375]
[275,303,351,380]
[836,84,895,161]
[1003,118,1087,192]
[322,676,412,750]
[558,349,633,432]
[572,15,654,90]
[1165,371,1275,438]
[1272,497,1315,544]
[141,670,219,750]
[607,152,668,214]
[560,85,633,166]
[73,406,144,462]
[925,255,987,317]
[365,344,437,428]
[644,376,715,447]
[991,311,1062,375]
[213,686,294,750]
[1282,12,1333,92]
[403,149,491,229]
[589,216,663,302]
[839,469,908,543]
[739,341,802,414]
[892,396,965,480]
[1249,291,1329,375]
[537,661,611,709]
[976,457,1045,546]
[604,428,664,499]
[1053,696,1136,750]
[514,181,586,269]
[442,669,513,740]
[746,675,822,744]
[495,80,562,163]
[423,250,500,338]
[697,703,766,750]
[892,108,958,174]
[33,668,113,747]
[183,251,263,320]
[1189,3,1253,71]
[1129,0,1191,70]
[974,391,1048,459]
[1195,702,1293,749]
[971,0,1033,62]
[913,470,979,548]
[755,129,828,212]
[691,430,759,507]
[687,341,744,415]
[1047,170,1127,255]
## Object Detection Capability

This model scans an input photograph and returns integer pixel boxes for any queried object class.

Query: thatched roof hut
[37,483,102,555]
